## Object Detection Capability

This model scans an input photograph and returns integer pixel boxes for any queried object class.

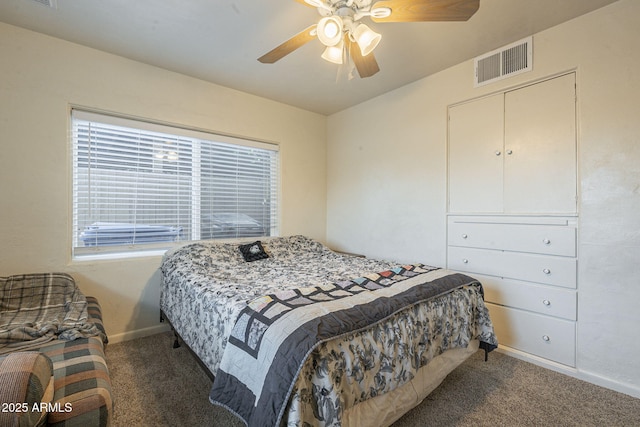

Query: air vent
[474,36,532,87]
[31,0,57,8]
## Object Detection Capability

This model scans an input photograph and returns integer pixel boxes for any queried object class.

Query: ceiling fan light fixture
[321,39,344,64]
[259,0,479,78]
[317,16,343,46]
[353,23,381,56]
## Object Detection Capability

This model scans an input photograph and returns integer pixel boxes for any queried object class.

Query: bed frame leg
[172,330,181,349]
[161,310,182,349]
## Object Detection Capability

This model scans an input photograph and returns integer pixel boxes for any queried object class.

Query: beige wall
[0,22,327,342]
[327,0,640,397]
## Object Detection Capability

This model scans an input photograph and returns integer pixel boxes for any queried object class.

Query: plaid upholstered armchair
[0,273,113,426]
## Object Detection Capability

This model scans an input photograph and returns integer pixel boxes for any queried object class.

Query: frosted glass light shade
[353,23,381,56]
[317,16,343,46]
[321,39,344,64]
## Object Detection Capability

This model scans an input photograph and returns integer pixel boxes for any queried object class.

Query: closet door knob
[542,335,551,342]
[542,299,551,306]
[495,150,502,156]
[543,268,551,275]
[506,149,513,155]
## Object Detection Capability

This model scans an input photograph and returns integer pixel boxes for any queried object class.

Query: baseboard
[577,369,640,399]
[494,346,578,376]
[495,346,640,399]
[107,323,171,345]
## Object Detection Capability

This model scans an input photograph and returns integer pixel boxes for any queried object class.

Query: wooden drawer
[474,273,576,320]
[448,246,576,288]
[448,219,576,256]
[486,303,576,366]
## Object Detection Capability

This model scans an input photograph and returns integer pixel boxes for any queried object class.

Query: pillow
[262,235,328,259]
[239,241,269,262]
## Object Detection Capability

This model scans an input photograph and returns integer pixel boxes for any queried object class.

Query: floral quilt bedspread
[160,236,497,427]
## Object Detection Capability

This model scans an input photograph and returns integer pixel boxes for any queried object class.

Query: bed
[159,235,497,427]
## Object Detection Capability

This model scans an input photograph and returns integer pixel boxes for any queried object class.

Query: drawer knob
[506,149,513,155]
[542,335,551,342]
[462,234,468,239]
[462,259,469,264]
[495,150,502,156]
[543,268,551,275]
[542,299,551,306]
[543,238,551,245]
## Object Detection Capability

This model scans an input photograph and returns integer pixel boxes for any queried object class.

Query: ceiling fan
[258,0,480,78]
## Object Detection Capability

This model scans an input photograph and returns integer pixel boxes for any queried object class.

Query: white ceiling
[0,0,619,115]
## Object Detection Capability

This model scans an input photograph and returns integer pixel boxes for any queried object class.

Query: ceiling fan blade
[258,25,317,64]
[349,39,380,78]
[371,0,479,23]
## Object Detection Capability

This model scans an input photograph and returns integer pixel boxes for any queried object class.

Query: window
[71,110,279,257]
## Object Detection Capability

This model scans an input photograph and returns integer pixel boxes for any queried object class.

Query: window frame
[70,108,280,259]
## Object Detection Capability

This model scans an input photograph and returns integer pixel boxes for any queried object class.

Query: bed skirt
[342,340,479,426]
[163,306,479,427]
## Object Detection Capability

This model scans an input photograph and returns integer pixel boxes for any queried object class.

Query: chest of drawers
[447,216,578,366]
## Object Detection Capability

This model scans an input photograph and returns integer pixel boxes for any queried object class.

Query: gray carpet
[105,332,640,426]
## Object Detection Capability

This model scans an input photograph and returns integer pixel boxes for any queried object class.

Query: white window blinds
[71,110,279,257]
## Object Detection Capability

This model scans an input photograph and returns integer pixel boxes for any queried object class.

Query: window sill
[72,248,169,263]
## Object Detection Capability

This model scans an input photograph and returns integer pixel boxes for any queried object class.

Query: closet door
[448,94,504,213]
[504,74,577,213]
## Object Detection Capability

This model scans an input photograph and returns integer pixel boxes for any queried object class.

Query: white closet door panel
[487,303,576,366]
[504,73,577,213]
[448,220,576,256]
[448,246,577,288]
[448,94,504,213]
[474,273,577,320]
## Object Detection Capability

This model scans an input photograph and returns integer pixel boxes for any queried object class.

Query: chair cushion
[38,337,112,427]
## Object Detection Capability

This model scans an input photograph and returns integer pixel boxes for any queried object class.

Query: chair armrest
[86,296,108,344]
[0,351,54,427]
